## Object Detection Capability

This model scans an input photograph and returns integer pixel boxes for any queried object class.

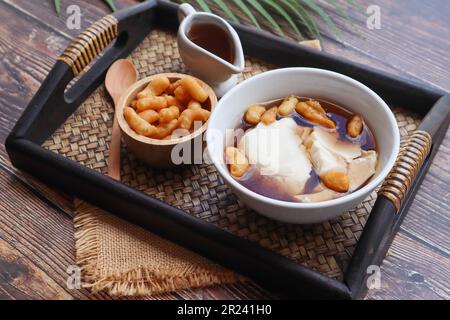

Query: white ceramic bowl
[206,68,400,224]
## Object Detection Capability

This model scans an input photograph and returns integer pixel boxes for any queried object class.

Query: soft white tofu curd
[238,118,312,195]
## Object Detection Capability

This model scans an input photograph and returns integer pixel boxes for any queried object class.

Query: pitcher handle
[178,3,196,22]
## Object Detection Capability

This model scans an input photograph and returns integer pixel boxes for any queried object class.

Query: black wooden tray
[5,0,450,299]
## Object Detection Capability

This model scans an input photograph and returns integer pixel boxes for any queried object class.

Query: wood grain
[0,0,448,300]
[0,238,72,300]
[0,2,75,215]
[5,0,136,38]
[367,232,450,300]
[323,0,450,92]
[0,5,60,140]
[0,168,108,300]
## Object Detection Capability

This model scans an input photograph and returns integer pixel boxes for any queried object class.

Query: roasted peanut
[163,94,179,107]
[322,171,349,193]
[178,108,211,130]
[178,109,195,130]
[187,100,202,110]
[278,96,298,116]
[126,76,212,141]
[136,96,168,112]
[174,86,192,105]
[164,95,186,113]
[296,101,335,129]
[137,88,153,100]
[245,105,266,125]
[149,76,171,96]
[154,119,179,139]
[347,115,364,138]
[136,77,170,99]
[138,109,159,124]
[159,106,180,123]
[180,77,208,103]
[165,80,181,95]
[124,107,157,137]
[305,99,326,115]
[261,107,278,125]
[225,147,249,178]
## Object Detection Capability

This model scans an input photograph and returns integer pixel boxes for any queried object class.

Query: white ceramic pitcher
[177,3,245,97]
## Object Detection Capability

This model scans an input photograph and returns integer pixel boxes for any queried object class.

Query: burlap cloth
[74,200,237,296]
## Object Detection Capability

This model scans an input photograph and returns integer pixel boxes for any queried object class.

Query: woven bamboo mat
[43,29,422,281]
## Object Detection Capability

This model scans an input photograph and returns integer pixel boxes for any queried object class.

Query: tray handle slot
[379,94,450,211]
[58,15,119,77]
[379,130,432,211]
[6,1,158,143]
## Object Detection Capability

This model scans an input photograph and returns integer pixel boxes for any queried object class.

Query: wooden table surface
[0,0,449,300]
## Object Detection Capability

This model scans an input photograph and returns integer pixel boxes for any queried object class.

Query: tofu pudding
[224,96,378,203]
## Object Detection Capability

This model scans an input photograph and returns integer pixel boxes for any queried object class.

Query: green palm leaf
[52,0,355,41]
[212,0,240,24]
[194,0,212,13]
[285,0,321,37]
[53,0,61,15]
[232,0,261,30]
[300,0,341,38]
[183,0,350,39]
[263,0,302,38]
[247,0,284,36]
[104,0,117,12]
[323,0,350,20]
[347,0,365,13]
[323,0,358,34]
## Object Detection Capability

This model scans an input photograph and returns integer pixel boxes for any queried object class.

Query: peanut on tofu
[278,96,298,116]
[296,101,335,129]
[347,115,364,138]
[322,171,349,193]
[305,99,326,115]
[260,107,278,125]
[225,147,249,178]
[245,105,266,125]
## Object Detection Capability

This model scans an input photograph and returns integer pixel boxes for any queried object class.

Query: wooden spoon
[105,59,138,181]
